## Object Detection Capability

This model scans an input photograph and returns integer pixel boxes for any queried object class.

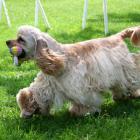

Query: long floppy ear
[36,38,48,53]
[37,38,48,48]
[35,39,65,76]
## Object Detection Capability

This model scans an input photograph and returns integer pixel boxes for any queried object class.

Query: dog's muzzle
[20,112,33,119]
[6,40,27,65]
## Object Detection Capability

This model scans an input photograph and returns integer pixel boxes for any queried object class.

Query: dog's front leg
[129,89,140,99]
[69,103,101,116]
[69,103,89,116]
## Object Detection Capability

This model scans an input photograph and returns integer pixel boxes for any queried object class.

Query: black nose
[6,40,11,46]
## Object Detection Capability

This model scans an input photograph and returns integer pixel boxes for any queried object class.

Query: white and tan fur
[6,26,140,118]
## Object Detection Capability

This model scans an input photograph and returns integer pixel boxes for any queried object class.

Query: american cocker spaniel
[6,25,140,118]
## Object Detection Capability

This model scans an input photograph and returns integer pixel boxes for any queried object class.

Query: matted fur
[6,25,140,118]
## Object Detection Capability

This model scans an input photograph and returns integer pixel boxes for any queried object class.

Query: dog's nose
[6,40,11,46]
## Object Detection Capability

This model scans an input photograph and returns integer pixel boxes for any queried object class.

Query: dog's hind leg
[112,87,140,101]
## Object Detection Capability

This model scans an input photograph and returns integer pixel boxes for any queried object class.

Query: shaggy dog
[6,25,140,118]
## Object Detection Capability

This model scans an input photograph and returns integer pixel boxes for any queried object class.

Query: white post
[0,0,2,20]
[35,0,51,28]
[35,0,39,26]
[2,0,11,27]
[38,0,50,28]
[82,0,88,30]
[103,0,108,35]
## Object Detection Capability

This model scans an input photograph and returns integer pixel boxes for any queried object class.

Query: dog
[6,25,140,118]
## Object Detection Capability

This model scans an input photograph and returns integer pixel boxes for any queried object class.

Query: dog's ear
[37,38,48,50]
[36,47,65,76]
[35,38,48,57]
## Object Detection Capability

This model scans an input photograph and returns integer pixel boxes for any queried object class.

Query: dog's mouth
[17,49,26,59]
[20,112,33,119]
[16,49,27,66]
[12,48,27,66]
[21,107,41,119]
[6,40,27,65]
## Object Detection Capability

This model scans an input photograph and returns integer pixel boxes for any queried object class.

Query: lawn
[0,0,140,139]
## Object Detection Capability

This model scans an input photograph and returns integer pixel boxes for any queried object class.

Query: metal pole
[0,0,2,20]
[82,0,88,29]
[35,0,39,26]
[38,0,51,28]
[103,0,108,35]
[2,0,11,27]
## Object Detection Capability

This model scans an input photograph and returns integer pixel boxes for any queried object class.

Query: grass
[0,0,140,139]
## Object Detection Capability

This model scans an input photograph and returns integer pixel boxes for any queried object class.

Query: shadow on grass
[2,99,140,139]
[53,12,140,43]
[102,100,140,117]
[107,12,140,23]
[86,12,140,35]
[54,27,105,43]
[87,12,140,24]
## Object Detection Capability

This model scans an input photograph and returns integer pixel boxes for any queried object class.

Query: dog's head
[16,88,41,118]
[6,25,45,65]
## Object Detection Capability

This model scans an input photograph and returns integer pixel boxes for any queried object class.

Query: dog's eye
[17,37,25,44]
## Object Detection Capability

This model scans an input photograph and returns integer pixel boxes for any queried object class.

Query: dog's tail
[118,26,140,47]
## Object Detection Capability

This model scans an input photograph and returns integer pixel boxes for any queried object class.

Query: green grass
[0,0,140,139]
